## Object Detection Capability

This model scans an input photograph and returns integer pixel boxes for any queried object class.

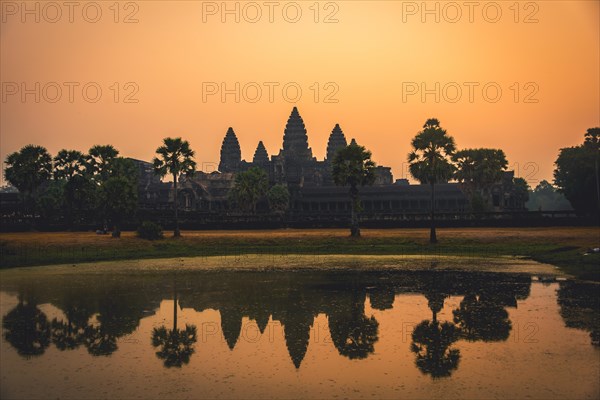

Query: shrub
[137,221,164,240]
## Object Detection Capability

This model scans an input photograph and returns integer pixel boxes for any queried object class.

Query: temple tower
[326,124,348,162]
[282,107,313,161]
[218,127,242,173]
[252,141,269,165]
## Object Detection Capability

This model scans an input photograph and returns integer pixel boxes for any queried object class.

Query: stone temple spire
[282,107,312,161]
[326,124,348,162]
[219,127,242,173]
[349,138,358,146]
[253,141,269,165]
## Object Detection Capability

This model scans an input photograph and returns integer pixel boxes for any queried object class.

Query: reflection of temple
[2,271,539,372]
[132,107,527,216]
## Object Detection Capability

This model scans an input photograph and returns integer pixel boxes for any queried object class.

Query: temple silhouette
[2,270,551,374]
[132,107,527,216]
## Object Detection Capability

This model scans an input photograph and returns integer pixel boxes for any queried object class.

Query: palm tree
[151,282,197,367]
[332,140,376,237]
[410,319,461,378]
[4,144,52,220]
[329,289,379,360]
[407,119,456,243]
[229,166,269,214]
[153,138,196,237]
[53,149,86,227]
[99,157,138,237]
[411,279,460,378]
[86,145,119,182]
[453,148,508,211]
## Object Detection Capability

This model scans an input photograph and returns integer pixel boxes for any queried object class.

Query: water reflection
[2,296,51,358]
[557,280,600,347]
[1,270,598,379]
[151,280,198,368]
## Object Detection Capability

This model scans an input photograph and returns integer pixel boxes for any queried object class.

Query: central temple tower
[281,107,313,161]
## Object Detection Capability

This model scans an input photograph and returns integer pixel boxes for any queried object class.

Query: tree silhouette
[83,324,118,356]
[453,148,508,211]
[557,280,600,347]
[229,167,269,214]
[332,140,376,237]
[99,157,138,237]
[329,290,379,359]
[153,137,196,237]
[554,127,600,213]
[50,297,93,351]
[453,293,511,342]
[408,119,456,243]
[267,184,290,215]
[53,149,86,228]
[86,145,119,183]
[526,180,573,211]
[4,144,52,221]
[2,299,51,358]
[411,319,460,378]
[151,283,198,367]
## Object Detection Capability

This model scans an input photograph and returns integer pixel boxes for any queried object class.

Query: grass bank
[1,227,598,280]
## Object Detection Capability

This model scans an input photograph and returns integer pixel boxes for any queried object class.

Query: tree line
[331,120,599,241]
[3,123,599,240]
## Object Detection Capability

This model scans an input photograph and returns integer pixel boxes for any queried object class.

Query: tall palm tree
[53,149,86,227]
[153,137,196,237]
[407,119,456,243]
[151,282,197,367]
[4,144,52,219]
[332,140,376,237]
[86,145,119,183]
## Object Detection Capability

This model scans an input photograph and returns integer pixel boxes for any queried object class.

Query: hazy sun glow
[1,1,599,185]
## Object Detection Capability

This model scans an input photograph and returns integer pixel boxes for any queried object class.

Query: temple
[135,107,527,217]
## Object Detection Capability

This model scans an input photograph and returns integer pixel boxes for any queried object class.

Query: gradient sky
[1,1,599,185]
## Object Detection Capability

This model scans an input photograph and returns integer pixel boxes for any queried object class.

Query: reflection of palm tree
[411,320,460,378]
[2,300,51,358]
[50,301,91,351]
[51,318,86,350]
[453,293,511,342]
[331,314,379,360]
[411,286,460,378]
[368,285,395,311]
[84,325,118,356]
[329,291,379,360]
[151,282,198,367]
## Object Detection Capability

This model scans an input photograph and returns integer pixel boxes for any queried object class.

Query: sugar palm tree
[153,138,196,237]
[4,144,52,220]
[86,145,119,183]
[407,119,456,243]
[54,149,86,227]
[229,167,269,214]
[332,140,376,237]
[151,282,197,367]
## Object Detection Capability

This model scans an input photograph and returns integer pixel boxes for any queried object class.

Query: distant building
[133,107,527,215]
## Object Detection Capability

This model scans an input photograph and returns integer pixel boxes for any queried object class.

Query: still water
[1,269,598,399]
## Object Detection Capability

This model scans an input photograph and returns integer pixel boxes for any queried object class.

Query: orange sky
[1,1,599,186]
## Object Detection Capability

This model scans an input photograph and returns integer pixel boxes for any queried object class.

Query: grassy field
[1,227,598,280]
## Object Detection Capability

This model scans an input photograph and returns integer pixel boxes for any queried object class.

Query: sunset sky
[1,1,599,185]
